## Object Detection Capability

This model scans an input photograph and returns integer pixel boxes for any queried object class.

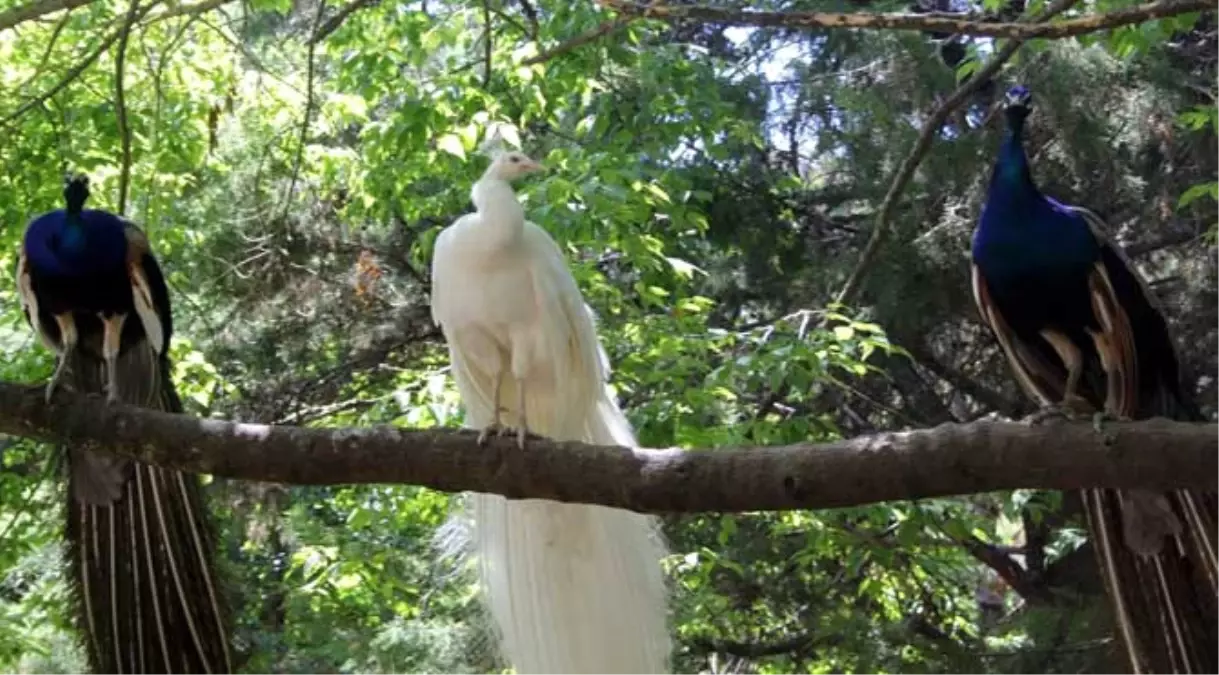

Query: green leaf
[436,134,466,160]
[1178,182,1218,209]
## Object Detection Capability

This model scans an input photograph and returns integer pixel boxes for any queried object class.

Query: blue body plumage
[970,85,1217,674]
[23,206,141,332]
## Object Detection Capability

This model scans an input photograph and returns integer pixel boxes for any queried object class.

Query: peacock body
[971,86,1217,673]
[17,175,234,674]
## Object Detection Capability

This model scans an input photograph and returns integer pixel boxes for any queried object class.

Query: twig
[310,0,380,44]
[0,0,94,33]
[281,2,326,222]
[517,0,538,38]
[114,0,141,215]
[0,1,160,130]
[144,0,235,23]
[481,0,492,88]
[522,18,628,66]
[15,10,72,91]
[834,0,1081,306]
[598,0,1210,40]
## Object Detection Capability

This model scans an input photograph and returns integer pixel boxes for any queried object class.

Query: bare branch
[835,0,1080,306]
[281,2,326,220]
[310,0,380,45]
[482,0,493,87]
[0,0,94,33]
[144,0,236,23]
[598,0,1211,40]
[0,383,1213,514]
[114,0,141,215]
[522,18,628,66]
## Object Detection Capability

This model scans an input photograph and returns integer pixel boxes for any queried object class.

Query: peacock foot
[1026,395,1094,426]
[1090,410,1130,435]
[477,421,518,447]
[44,358,70,404]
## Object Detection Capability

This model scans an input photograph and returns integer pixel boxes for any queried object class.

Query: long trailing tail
[1084,395,1217,673]
[444,348,671,673]
[59,332,233,674]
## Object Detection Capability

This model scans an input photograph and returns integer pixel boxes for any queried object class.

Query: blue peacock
[971,85,1217,673]
[17,174,234,674]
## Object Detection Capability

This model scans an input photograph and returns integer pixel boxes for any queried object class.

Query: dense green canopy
[0,0,1214,672]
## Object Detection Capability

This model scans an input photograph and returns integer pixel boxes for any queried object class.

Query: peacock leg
[45,313,78,403]
[513,376,528,451]
[477,366,507,447]
[1084,329,1132,434]
[99,313,127,405]
[1027,329,1094,425]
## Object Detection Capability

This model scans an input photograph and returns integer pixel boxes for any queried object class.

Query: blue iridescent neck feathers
[23,178,129,277]
[973,86,1100,280]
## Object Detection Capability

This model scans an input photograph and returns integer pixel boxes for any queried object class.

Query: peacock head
[62,173,90,214]
[484,151,545,182]
[1003,85,1032,125]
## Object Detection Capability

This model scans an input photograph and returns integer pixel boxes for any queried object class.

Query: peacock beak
[524,159,545,173]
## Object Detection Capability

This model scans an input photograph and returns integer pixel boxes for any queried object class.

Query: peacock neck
[58,211,89,258]
[471,176,526,241]
[987,119,1038,208]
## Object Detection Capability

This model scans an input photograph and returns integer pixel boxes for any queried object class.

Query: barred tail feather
[61,341,233,674]
[1085,394,1217,673]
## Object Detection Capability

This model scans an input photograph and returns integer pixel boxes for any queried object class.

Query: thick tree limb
[599,0,1210,40]
[0,383,1213,514]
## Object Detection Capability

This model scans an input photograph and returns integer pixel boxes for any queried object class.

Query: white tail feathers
[446,351,671,673]
[431,169,670,672]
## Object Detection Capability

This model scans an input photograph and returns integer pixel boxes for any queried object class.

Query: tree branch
[0,0,94,33]
[310,0,380,44]
[281,2,325,220]
[598,0,1210,40]
[522,18,628,65]
[0,383,1213,514]
[113,0,140,215]
[144,0,236,23]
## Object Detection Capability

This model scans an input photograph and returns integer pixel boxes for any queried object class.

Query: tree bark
[0,382,1213,514]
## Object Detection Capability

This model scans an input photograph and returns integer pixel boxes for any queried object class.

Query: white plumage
[430,151,671,673]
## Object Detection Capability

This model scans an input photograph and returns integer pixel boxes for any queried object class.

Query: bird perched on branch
[16,174,234,674]
[430,150,671,673]
[970,86,1217,673]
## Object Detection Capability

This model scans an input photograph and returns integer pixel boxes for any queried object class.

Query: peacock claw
[1091,410,1129,435]
[476,425,530,451]
[1026,396,1093,426]
[477,423,501,447]
[1027,404,1076,426]
[44,379,59,404]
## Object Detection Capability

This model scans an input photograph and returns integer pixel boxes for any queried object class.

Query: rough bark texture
[0,382,1213,514]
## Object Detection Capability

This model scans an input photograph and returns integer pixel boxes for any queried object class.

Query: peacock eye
[510,156,519,163]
